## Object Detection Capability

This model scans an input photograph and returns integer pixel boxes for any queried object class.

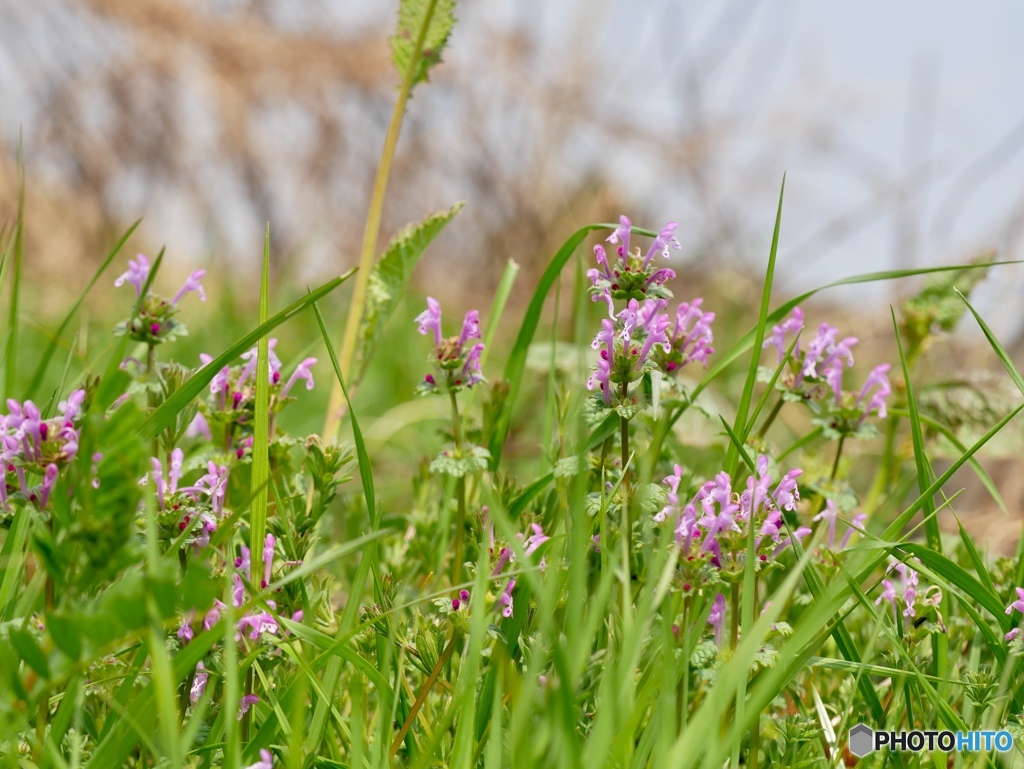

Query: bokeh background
[2,0,1024,546]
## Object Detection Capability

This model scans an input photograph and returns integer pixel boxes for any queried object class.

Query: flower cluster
[144,448,229,551]
[588,216,680,312]
[482,511,550,619]
[656,456,807,574]
[585,217,714,411]
[415,298,485,394]
[115,253,207,345]
[764,307,891,433]
[180,534,302,716]
[190,339,317,446]
[1,391,86,514]
[875,561,944,629]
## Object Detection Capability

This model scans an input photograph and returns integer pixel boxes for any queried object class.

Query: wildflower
[114,254,151,298]
[588,215,680,310]
[415,299,486,393]
[1005,587,1024,616]
[238,694,260,720]
[813,500,839,549]
[855,364,891,423]
[875,579,898,617]
[243,749,274,769]
[522,523,550,556]
[115,255,206,344]
[895,563,919,618]
[280,358,317,398]
[659,299,715,373]
[452,588,471,611]
[587,299,672,407]
[708,593,726,646]
[190,661,208,706]
[839,512,867,549]
[498,579,515,618]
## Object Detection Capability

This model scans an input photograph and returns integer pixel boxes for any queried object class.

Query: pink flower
[114,253,151,298]
[708,593,726,646]
[1005,587,1024,616]
[172,269,207,305]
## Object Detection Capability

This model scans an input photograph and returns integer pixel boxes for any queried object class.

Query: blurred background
[2,0,1024,546]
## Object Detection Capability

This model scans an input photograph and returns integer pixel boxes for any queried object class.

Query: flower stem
[756,396,784,440]
[448,386,466,586]
[679,594,691,731]
[323,0,442,439]
[830,435,845,481]
[620,382,632,564]
[390,629,461,760]
[730,581,740,651]
[241,666,254,742]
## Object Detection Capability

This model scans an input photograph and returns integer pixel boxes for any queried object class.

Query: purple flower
[1005,587,1024,616]
[415,297,443,347]
[114,253,151,298]
[177,613,195,643]
[813,500,839,549]
[190,661,208,706]
[238,694,260,720]
[1007,628,1021,642]
[172,270,207,305]
[708,593,726,646]
[185,412,212,441]
[498,579,516,618]
[522,524,550,556]
[261,533,275,589]
[839,512,867,549]
[243,749,274,769]
[663,299,715,372]
[458,310,481,348]
[641,221,681,269]
[895,563,919,618]
[764,307,805,363]
[771,527,812,558]
[281,357,317,398]
[607,215,632,256]
[856,363,892,423]
[876,579,898,616]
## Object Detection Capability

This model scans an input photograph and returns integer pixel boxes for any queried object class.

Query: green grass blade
[3,140,24,400]
[141,269,355,440]
[309,299,382,755]
[25,219,141,397]
[481,258,520,367]
[725,174,784,474]
[250,225,271,605]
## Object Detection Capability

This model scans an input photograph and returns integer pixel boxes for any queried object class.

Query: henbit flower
[875,579,898,617]
[177,612,195,643]
[185,412,212,441]
[839,512,868,549]
[1008,628,1021,642]
[1005,587,1024,616]
[238,694,260,720]
[457,310,481,348]
[895,563,919,618]
[606,215,632,256]
[641,222,682,270]
[498,579,516,618]
[771,527,812,558]
[662,299,715,372]
[190,661,209,706]
[708,593,726,646]
[654,464,684,523]
[813,500,839,549]
[243,749,274,769]
[114,253,151,298]
[856,363,892,423]
[171,270,207,305]
[280,358,317,398]
[261,533,275,589]
[522,524,550,556]
[764,307,805,363]
[415,297,443,346]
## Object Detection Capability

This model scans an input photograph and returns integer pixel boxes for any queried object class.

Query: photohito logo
[848,724,1014,757]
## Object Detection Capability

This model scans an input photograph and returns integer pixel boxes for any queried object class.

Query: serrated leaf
[553,455,587,479]
[633,483,667,516]
[391,0,457,88]
[357,202,463,378]
[430,444,489,477]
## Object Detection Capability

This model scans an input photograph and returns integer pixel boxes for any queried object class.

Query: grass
[2,3,1024,769]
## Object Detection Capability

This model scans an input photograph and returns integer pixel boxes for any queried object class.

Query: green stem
[390,630,460,760]
[241,666,254,743]
[756,396,784,440]
[679,594,691,731]
[324,0,442,438]
[448,386,466,586]
[620,382,631,556]
[830,435,846,482]
[730,581,740,651]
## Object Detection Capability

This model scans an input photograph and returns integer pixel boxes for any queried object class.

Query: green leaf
[391,0,457,89]
[140,269,354,440]
[9,627,50,679]
[429,444,489,477]
[357,202,462,379]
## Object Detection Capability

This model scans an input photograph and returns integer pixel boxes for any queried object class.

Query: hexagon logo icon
[849,723,874,757]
